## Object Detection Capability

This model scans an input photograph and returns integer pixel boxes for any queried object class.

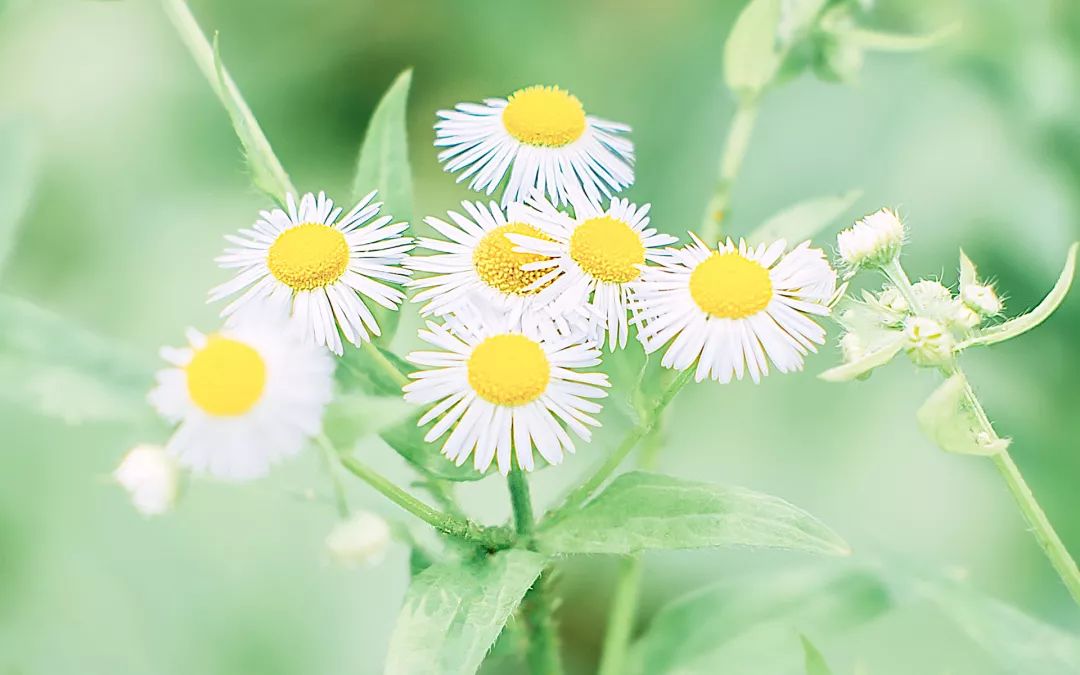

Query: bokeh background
[2,0,1079,673]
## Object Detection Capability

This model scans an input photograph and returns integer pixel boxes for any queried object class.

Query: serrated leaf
[819,336,904,382]
[351,69,414,343]
[800,635,835,675]
[537,472,849,556]
[748,189,861,245]
[916,373,1008,456]
[384,549,545,675]
[162,0,295,205]
[724,0,784,97]
[629,566,892,675]
[0,120,37,276]
[958,243,1077,350]
[379,411,485,482]
[0,294,157,425]
[323,390,415,452]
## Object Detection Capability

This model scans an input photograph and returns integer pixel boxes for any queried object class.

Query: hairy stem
[508,470,564,675]
[700,95,760,243]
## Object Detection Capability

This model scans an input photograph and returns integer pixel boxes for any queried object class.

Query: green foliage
[0,294,157,425]
[378,411,485,482]
[336,342,412,397]
[800,634,835,675]
[724,0,784,98]
[819,337,904,382]
[322,390,414,453]
[383,549,545,675]
[536,472,849,556]
[917,373,1009,456]
[747,189,861,245]
[0,120,36,277]
[350,69,415,343]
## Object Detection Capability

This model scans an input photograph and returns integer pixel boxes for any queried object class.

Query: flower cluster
[119,83,840,517]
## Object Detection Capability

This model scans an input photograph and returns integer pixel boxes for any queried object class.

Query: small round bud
[113,445,180,517]
[961,284,1002,315]
[948,301,981,330]
[877,287,909,314]
[903,316,955,367]
[836,208,905,269]
[840,332,865,362]
[911,280,951,304]
[326,512,392,567]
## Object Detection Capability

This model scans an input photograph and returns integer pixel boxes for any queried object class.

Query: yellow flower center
[569,216,645,283]
[267,223,349,291]
[472,223,554,295]
[467,334,551,407]
[502,85,587,148]
[186,336,267,416]
[689,252,773,319]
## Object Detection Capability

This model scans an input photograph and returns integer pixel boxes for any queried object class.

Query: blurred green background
[2,0,1079,673]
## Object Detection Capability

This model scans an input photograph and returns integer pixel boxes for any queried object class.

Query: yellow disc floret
[467,334,551,407]
[502,85,587,148]
[473,223,554,295]
[689,252,774,319]
[186,336,267,416]
[569,216,645,283]
[267,223,350,291]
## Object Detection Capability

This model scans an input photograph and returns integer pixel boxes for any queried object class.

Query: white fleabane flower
[149,321,334,481]
[508,193,678,350]
[113,444,180,516]
[631,236,837,383]
[403,313,610,475]
[903,316,954,367]
[837,207,905,269]
[435,85,634,207]
[209,191,413,355]
[326,512,392,567]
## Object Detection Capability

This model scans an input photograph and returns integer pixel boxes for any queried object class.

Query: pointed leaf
[0,120,37,276]
[379,411,485,482]
[800,635,835,675]
[323,390,415,452]
[384,550,545,675]
[840,24,958,52]
[959,243,1077,349]
[537,472,849,556]
[748,189,861,245]
[958,249,978,288]
[724,0,784,97]
[917,373,1008,456]
[819,336,904,382]
[336,342,412,397]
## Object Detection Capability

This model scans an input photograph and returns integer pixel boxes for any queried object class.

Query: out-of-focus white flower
[113,444,180,516]
[325,512,392,567]
[903,316,954,367]
[961,283,1003,316]
[839,332,865,362]
[836,208,905,269]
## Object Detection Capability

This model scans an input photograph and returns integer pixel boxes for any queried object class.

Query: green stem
[700,96,761,243]
[885,260,1080,606]
[544,368,693,526]
[316,437,350,518]
[597,555,644,675]
[508,470,564,675]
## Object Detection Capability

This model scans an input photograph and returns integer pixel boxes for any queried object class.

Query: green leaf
[323,390,415,452]
[336,341,413,397]
[818,336,904,382]
[800,635,835,675]
[161,0,296,204]
[378,411,485,482]
[350,70,414,344]
[747,189,861,245]
[916,373,1008,456]
[0,120,37,277]
[536,472,849,556]
[958,249,978,289]
[958,243,1077,350]
[630,566,893,675]
[384,549,545,675]
[0,294,157,425]
[777,0,827,47]
[724,0,784,97]
[838,24,959,52]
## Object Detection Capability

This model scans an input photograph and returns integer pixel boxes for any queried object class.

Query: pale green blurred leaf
[958,243,1077,349]
[351,69,414,343]
[748,189,861,245]
[724,0,784,97]
[0,294,156,425]
[0,121,37,277]
[630,567,892,675]
[162,0,295,204]
[379,412,485,482]
[840,24,959,52]
[800,634,835,675]
[819,336,904,382]
[916,373,1008,456]
[778,0,827,48]
[336,342,412,397]
[384,549,544,675]
[958,249,978,288]
[536,472,849,555]
[323,390,415,452]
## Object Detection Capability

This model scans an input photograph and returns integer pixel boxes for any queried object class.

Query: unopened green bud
[903,316,954,367]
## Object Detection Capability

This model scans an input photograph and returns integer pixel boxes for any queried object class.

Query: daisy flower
[403,312,610,475]
[435,84,634,207]
[407,199,588,334]
[209,191,413,355]
[148,321,334,481]
[631,236,837,383]
[508,193,678,350]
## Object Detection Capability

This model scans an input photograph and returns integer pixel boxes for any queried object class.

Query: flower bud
[903,316,955,367]
[836,208,905,269]
[948,301,981,330]
[113,445,180,517]
[326,511,391,567]
[961,283,1003,315]
[876,287,909,314]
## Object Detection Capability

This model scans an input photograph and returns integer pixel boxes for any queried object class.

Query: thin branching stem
[700,95,761,243]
